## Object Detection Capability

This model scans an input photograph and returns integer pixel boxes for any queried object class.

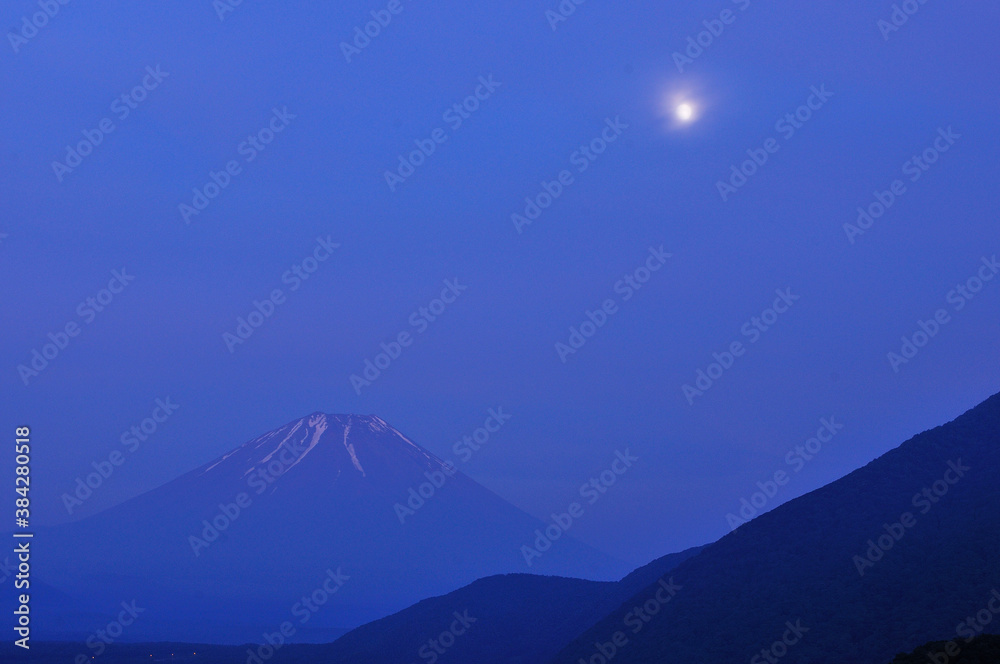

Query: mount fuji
[33,413,629,643]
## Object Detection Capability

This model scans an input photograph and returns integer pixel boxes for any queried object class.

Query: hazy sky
[2,0,998,567]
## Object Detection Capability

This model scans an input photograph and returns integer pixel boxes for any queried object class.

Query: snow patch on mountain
[368,415,391,433]
[252,429,281,448]
[199,412,454,481]
[343,417,366,476]
[281,414,329,474]
[260,419,305,464]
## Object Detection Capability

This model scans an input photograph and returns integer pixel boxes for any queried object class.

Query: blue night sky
[2,0,998,567]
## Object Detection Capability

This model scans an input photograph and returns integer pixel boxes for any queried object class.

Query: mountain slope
[552,392,1000,664]
[293,545,704,664]
[888,634,1000,663]
[34,413,629,643]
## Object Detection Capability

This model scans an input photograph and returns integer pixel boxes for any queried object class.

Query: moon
[657,85,707,130]
[675,102,695,122]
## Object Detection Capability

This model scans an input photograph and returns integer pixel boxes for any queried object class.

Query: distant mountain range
[25,390,1000,663]
[32,413,629,643]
